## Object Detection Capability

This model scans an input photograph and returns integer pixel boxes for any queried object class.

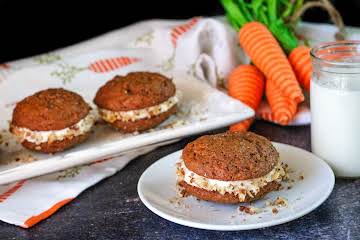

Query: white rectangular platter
[0,49,253,185]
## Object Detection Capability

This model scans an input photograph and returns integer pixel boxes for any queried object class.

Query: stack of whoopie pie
[177,132,285,203]
[10,88,95,153]
[94,72,178,133]
[9,71,178,153]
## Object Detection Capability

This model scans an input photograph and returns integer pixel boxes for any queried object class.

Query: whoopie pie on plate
[176,132,286,203]
[94,72,178,133]
[10,88,95,153]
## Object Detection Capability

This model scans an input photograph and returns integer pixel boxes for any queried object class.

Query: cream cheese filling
[176,159,285,201]
[98,93,179,123]
[11,112,95,145]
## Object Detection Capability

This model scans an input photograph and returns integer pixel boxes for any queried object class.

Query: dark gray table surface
[1,121,359,240]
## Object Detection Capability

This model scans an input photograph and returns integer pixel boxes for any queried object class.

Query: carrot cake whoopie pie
[94,72,178,133]
[10,88,95,153]
[177,132,286,203]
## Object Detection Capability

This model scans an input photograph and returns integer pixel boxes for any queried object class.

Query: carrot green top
[220,0,302,53]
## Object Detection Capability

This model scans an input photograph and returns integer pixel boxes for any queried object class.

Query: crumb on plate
[266,196,288,208]
[239,205,262,215]
[272,208,279,214]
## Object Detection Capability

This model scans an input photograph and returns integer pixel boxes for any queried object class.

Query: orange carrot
[227,65,265,132]
[289,46,312,92]
[257,111,274,123]
[238,22,304,103]
[266,79,297,125]
[229,118,254,132]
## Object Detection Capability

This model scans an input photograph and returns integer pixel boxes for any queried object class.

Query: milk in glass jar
[311,41,360,177]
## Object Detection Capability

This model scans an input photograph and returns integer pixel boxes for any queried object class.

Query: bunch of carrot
[221,0,313,131]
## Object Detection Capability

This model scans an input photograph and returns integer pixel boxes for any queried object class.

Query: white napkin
[0,17,356,228]
[0,148,154,228]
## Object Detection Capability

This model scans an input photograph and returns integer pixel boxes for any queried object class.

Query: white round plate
[138,142,335,231]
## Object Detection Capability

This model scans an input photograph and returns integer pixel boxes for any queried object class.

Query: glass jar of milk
[311,41,360,177]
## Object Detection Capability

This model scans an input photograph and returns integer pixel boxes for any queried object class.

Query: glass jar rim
[310,40,360,68]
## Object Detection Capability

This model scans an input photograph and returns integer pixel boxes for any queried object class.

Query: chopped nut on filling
[176,159,286,202]
[99,93,179,123]
[10,112,95,145]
